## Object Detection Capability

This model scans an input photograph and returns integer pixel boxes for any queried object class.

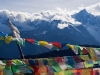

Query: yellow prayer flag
[87,48,95,56]
[39,65,48,75]
[91,55,97,62]
[82,69,92,75]
[0,65,5,70]
[47,58,54,65]
[84,60,94,68]
[5,36,12,44]
[38,41,48,46]
[66,44,74,50]
[80,55,90,61]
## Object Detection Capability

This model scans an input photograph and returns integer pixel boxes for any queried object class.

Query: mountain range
[0,3,100,59]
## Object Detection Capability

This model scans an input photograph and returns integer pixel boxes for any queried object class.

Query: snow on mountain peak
[57,23,68,29]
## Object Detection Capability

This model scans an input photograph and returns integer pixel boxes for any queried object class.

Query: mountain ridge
[0,3,100,58]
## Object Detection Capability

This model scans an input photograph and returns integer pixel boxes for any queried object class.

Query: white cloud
[0,9,80,33]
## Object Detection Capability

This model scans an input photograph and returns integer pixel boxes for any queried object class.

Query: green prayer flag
[16,38,25,46]
[84,60,94,68]
[53,46,59,51]
[75,45,83,55]
[2,60,6,64]
[12,65,20,73]
[66,64,73,69]
[64,70,73,75]
[12,59,25,65]
[48,58,62,72]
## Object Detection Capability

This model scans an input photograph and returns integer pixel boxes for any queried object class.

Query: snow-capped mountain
[0,3,100,58]
[73,9,100,42]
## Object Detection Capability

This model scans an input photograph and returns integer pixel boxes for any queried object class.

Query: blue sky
[0,0,100,13]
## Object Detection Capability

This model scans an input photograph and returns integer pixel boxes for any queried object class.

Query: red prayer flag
[82,47,89,54]
[25,38,35,44]
[73,56,81,63]
[51,42,62,49]
[54,57,64,63]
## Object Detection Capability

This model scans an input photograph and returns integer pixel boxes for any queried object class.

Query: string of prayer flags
[0,58,100,75]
